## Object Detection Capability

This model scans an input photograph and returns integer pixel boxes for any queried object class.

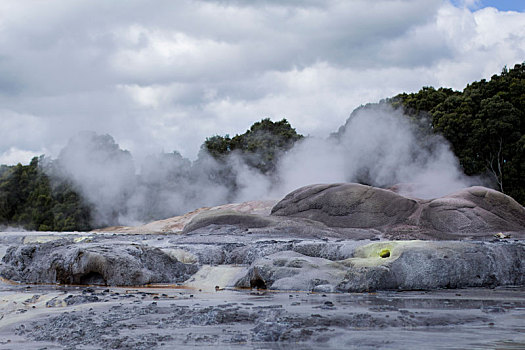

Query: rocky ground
[0,184,524,349]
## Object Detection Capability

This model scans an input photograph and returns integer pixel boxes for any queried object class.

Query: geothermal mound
[270,184,525,239]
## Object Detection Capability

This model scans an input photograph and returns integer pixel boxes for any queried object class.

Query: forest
[0,157,92,231]
[390,63,524,204]
[1,63,523,231]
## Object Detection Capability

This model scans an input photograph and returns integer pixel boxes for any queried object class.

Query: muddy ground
[1,278,525,349]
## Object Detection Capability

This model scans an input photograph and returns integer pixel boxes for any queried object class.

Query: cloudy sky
[0,0,524,165]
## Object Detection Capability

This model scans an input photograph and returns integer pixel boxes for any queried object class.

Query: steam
[49,104,477,227]
[54,132,233,226]
[56,132,137,225]
[274,104,475,199]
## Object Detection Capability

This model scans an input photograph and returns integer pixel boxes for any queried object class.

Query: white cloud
[0,147,43,165]
[432,4,525,87]
[0,0,523,164]
[0,110,50,152]
[111,26,243,83]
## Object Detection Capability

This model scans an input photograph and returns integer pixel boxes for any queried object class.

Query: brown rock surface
[271,183,525,239]
[94,183,525,240]
[419,186,525,235]
[270,183,418,228]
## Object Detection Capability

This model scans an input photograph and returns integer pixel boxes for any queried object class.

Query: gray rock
[236,241,525,292]
[419,186,525,235]
[173,239,362,266]
[235,251,345,291]
[0,240,198,286]
[64,294,100,305]
[338,240,525,291]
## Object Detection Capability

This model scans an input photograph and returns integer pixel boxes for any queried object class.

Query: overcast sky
[1,0,524,165]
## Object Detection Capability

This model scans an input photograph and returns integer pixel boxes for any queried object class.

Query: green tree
[204,118,303,174]
[393,63,525,204]
[0,157,92,231]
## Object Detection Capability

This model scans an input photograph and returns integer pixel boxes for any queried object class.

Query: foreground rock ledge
[236,240,525,292]
[1,238,524,292]
[0,241,198,286]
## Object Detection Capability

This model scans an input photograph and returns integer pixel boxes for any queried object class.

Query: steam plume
[49,104,478,227]
[274,104,475,199]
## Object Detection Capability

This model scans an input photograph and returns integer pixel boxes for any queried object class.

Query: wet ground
[1,231,524,349]
[0,281,524,349]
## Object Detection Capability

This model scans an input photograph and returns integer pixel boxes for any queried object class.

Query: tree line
[0,157,92,231]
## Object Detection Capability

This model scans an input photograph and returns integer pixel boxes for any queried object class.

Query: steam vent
[1,183,524,292]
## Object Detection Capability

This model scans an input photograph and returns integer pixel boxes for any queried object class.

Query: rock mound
[271,183,418,228]
[271,183,525,238]
[182,210,276,234]
[0,241,198,286]
[93,200,277,234]
[419,186,525,235]
[95,183,524,240]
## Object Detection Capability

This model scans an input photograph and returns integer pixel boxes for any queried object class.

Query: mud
[0,281,524,349]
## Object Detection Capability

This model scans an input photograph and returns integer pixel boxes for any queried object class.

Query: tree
[393,63,525,204]
[0,157,92,231]
[204,118,303,174]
